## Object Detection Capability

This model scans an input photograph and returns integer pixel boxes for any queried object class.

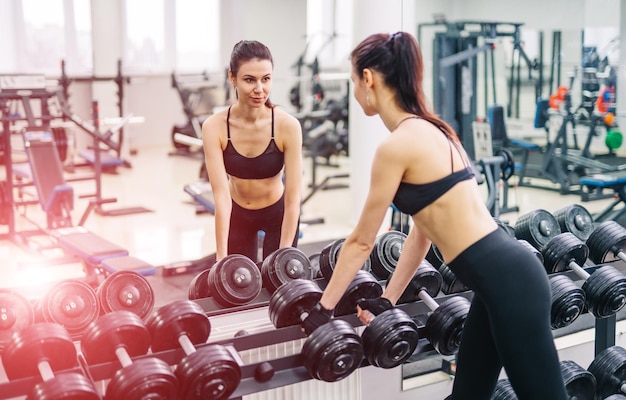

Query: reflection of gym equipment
[170,70,225,156]
[56,98,152,217]
[421,20,543,160]
[59,59,134,171]
[515,88,626,195]
[1,127,155,278]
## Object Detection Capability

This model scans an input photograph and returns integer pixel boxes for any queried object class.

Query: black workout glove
[301,302,333,335]
[357,297,394,316]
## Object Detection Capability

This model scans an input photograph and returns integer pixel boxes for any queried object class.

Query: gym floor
[0,143,622,309]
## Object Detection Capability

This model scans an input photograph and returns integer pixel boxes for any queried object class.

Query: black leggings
[446,229,568,400]
[228,195,299,263]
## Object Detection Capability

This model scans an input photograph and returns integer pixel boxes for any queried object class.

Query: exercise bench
[19,130,155,276]
[579,171,626,222]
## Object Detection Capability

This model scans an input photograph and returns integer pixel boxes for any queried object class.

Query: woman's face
[232,58,273,107]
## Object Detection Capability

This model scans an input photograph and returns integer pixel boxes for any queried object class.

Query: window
[0,0,93,75]
[306,0,353,70]
[123,0,221,74]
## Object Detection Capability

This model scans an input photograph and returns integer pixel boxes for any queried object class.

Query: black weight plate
[425,244,443,269]
[302,319,363,382]
[334,270,383,317]
[81,310,150,365]
[491,379,516,399]
[583,266,626,318]
[370,231,406,280]
[262,247,312,293]
[560,360,595,400]
[268,279,322,328]
[188,269,211,300]
[553,204,594,242]
[514,209,560,250]
[494,217,516,238]
[0,289,35,353]
[319,239,345,282]
[208,254,262,307]
[588,346,626,398]
[395,260,442,305]
[361,308,419,369]
[38,279,99,338]
[28,371,100,400]
[549,274,585,329]
[425,296,470,355]
[518,239,544,264]
[97,270,155,319]
[309,253,322,279]
[147,300,211,352]
[495,148,516,180]
[2,323,76,380]
[176,345,241,400]
[440,263,469,295]
[541,233,588,274]
[587,221,626,264]
[105,357,178,400]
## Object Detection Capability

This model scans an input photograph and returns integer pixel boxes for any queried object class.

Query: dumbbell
[268,279,364,382]
[261,247,313,293]
[586,220,626,265]
[188,268,211,300]
[0,289,35,353]
[146,300,241,400]
[490,360,596,399]
[494,217,516,238]
[188,254,262,306]
[325,270,419,369]
[208,254,262,307]
[319,238,372,282]
[542,232,626,318]
[97,270,155,319]
[81,310,178,399]
[35,279,99,338]
[491,379,516,399]
[391,260,470,355]
[369,230,406,280]
[2,323,99,399]
[309,252,322,279]
[588,345,626,399]
[553,204,595,242]
[514,208,561,250]
[549,274,585,329]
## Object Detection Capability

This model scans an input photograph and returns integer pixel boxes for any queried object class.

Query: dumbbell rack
[0,263,624,399]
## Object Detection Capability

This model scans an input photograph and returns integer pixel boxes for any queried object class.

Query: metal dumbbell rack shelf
[1,263,626,399]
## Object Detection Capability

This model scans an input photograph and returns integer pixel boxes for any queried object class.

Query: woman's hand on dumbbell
[356,297,394,324]
[301,302,334,335]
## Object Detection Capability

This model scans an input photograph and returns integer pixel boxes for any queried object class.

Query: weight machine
[170,70,226,160]
[59,59,134,172]
[0,78,152,266]
[420,20,544,160]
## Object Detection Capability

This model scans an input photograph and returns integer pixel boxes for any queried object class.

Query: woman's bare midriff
[229,174,284,209]
[413,180,498,263]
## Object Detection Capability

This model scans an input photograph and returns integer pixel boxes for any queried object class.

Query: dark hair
[351,32,458,141]
[230,40,274,108]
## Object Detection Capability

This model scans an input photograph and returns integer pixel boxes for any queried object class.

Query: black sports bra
[223,106,284,179]
[392,132,474,216]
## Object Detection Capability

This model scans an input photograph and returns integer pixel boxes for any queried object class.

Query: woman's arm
[278,111,303,247]
[382,225,431,304]
[202,115,231,261]
[318,141,404,310]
